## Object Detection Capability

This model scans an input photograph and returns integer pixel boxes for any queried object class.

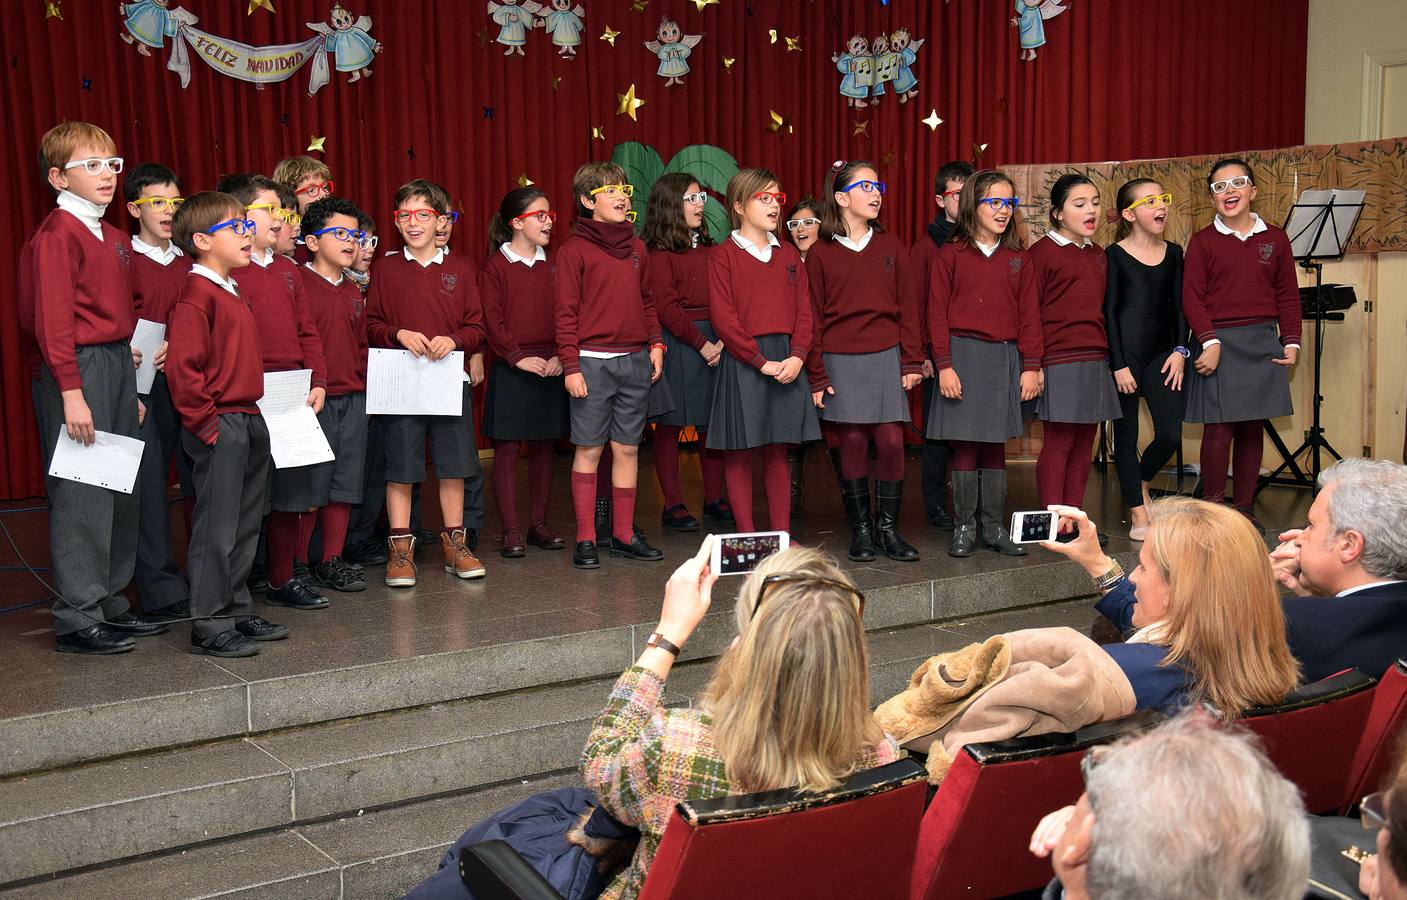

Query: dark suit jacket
[1283,581,1407,683]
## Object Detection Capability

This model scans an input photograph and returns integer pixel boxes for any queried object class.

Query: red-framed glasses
[296,180,335,198]
[392,208,446,225]
[512,210,558,224]
[751,190,788,207]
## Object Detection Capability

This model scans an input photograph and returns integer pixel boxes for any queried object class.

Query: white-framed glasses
[65,157,124,175]
[682,191,708,205]
[358,234,379,251]
[1210,175,1252,194]
[786,217,820,231]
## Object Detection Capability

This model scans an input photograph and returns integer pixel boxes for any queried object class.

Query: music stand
[1257,188,1365,495]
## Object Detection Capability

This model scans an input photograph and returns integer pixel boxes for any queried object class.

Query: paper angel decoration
[1011,0,1070,61]
[889,27,924,102]
[832,35,872,108]
[119,0,197,57]
[489,0,543,57]
[539,0,585,58]
[307,5,382,82]
[644,17,702,86]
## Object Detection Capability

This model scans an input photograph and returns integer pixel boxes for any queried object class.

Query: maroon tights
[1036,422,1099,508]
[949,441,1007,472]
[835,422,906,481]
[492,440,555,533]
[654,425,726,508]
[1200,420,1263,508]
[724,444,792,532]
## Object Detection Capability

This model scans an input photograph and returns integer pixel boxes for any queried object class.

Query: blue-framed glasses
[840,179,886,195]
[206,218,256,236]
[307,226,367,243]
[978,197,1021,211]
[446,211,460,224]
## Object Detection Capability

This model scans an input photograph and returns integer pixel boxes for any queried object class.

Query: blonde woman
[1046,497,1299,717]
[581,539,900,900]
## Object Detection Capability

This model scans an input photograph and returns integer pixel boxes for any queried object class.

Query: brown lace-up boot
[442,528,487,579]
[385,534,417,588]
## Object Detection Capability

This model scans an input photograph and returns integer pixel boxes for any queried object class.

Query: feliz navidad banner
[118,0,383,94]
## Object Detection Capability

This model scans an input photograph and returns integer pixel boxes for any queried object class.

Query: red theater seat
[909,710,1165,900]
[1233,668,1377,815]
[1345,660,1407,811]
[459,756,928,900]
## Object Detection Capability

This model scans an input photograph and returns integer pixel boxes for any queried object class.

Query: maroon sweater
[365,251,485,365]
[804,232,924,391]
[709,238,813,368]
[1028,236,1110,365]
[130,250,193,326]
[23,210,138,391]
[1182,220,1302,346]
[166,274,264,445]
[927,242,1044,372]
[553,221,664,377]
[300,267,368,395]
[479,249,556,364]
[232,253,328,389]
[649,244,713,350]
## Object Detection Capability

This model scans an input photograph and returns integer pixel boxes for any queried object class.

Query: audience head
[40,121,119,203]
[171,190,251,270]
[784,197,821,256]
[954,168,1023,252]
[1114,178,1169,242]
[700,546,881,794]
[644,170,711,252]
[485,186,551,257]
[1296,459,1407,595]
[1060,713,1309,900]
[933,160,975,224]
[1140,498,1299,718]
[572,161,633,224]
[820,159,884,241]
[1363,743,1407,900]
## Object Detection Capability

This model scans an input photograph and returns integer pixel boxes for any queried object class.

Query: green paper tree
[610,141,740,242]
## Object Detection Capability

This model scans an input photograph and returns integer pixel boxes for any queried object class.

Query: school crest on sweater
[114,242,132,269]
[786,263,798,284]
[442,272,458,293]
[884,255,896,273]
[1009,256,1024,276]
[282,271,296,293]
[1259,242,1275,262]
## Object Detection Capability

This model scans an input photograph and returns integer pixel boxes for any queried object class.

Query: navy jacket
[1095,580,1192,714]
[1283,581,1407,683]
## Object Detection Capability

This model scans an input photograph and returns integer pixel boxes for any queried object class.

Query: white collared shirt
[834,227,874,253]
[1045,229,1091,249]
[730,229,780,263]
[191,263,239,296]
[303,262,344,286]
[974,239,999,258]
[403,246,447,268]
[500,242,547,267]
[250,246,275,268]
[131,235,183,266]
[1336,580,1404,598]
[1212,212,1268,242]
[56,190,107,240]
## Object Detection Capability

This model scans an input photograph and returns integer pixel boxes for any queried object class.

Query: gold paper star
[690,0,719,9]
[921,109,943,131]
[881,149,897,167]
[45,1,61,18]
[722,57,736,70]
[518,174,535,188]
[768,29,778,44]
[477,28,490,46]
[617,83,645,120]
[973,141,989,157]
[551,76,562,91]
[247,0,274,13]
[600,25,621,46]
[307,134,326,153]
[784,35,802,52]
[632,0,649,11]
[767,109,793,134]
[853,119,869,136]
[591,126,606,141]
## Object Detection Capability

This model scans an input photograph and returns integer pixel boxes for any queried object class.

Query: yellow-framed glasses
[131,196,184,212]
[245,202,280,216]
[589,183,635,198]
[625,210,638,223]
[1125,192,1173,212]
[276,208,301,226]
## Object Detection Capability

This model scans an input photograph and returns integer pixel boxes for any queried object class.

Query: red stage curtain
[0,0,1307,498]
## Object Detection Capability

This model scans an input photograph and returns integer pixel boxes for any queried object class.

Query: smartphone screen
[1016,511,1055,543]
[715,533,785,575]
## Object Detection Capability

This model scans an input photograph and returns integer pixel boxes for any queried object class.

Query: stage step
[0,603,1102,889]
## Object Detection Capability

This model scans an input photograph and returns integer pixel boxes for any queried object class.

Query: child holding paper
[365,179,488,587]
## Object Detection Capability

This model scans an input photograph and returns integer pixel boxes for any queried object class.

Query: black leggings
[1112,355,1184,509]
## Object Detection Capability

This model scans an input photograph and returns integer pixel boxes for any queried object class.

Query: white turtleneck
[56,190,107,240]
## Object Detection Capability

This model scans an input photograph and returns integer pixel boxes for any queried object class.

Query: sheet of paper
[131,318,166,395]
[365,349,465,416]
[47,427,144,494]
[256,369,335,469]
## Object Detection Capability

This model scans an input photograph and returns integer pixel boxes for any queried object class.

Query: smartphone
[710,531,790,576]
[1010,510,1058,544]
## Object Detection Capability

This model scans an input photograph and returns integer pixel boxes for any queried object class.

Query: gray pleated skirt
[650,321,717,428]
[1037,360,1123,424]
[1184,323,1294,423]
[705,334,821,450]
[817,345,911,424]
[645,365,676,419]
[927,336,1025,443]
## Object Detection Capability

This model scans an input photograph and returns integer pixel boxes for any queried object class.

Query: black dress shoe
[572,540,601,569]
[190,630,260,658]
[609,533,665,561]
[527,523,565,550]
[107,611,172,637]
[56,624,135,655]
[312,557,368,592]
[927,508,955,530]
[344,536,390,566]
[412,528,438,547]
[236,616,289,641]
[246,562,270,594]
[702,499,736,525]
[265,578,330,610]
[144,599,191,623]
[661,505,701,532]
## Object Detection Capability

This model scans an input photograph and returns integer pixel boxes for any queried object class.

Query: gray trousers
[134,374,189,612]
[33,343,138,635]
[181,413,270,639]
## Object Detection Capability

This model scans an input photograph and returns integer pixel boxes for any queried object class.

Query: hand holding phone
[1010,510,1058,544]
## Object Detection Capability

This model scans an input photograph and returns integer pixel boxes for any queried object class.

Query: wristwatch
[646,632,683,656]
[1092,558,1125,591]
[1173,346,1191,358]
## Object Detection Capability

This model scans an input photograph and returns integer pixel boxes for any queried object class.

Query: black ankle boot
[948,470,979,558]
[875,479,919,561]
[978,469,1026,556]
[840,477,878,562]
